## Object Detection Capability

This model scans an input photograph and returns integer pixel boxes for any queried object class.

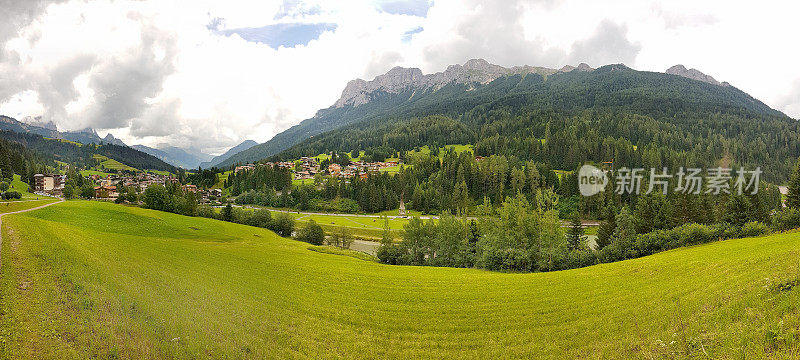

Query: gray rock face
[666,65,729,87]
[335,59,592,108]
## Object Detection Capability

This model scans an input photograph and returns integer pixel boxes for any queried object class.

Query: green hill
[1,201,798,358]
[0,130,176,173]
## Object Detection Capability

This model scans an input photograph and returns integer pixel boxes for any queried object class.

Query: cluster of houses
[33,172,221,202]
[235,156,400,181]
[325,160,399,179]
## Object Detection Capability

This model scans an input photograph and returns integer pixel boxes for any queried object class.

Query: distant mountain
[0,115,120,146]
[21,116,57,130]
[199,140,258,168]
[0,115,60,138]
[666,65,730,87]
[102,133,127,147]
[218,59,784,167]
[0,128,176,173]
[132,145,212,169]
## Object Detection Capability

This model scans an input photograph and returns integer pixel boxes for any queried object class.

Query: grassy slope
[1,201,799,359]
[92,154,137,172]
[0,199,57,213]
[2,174,45,201]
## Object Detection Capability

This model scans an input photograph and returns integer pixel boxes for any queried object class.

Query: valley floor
[1,201,798,359]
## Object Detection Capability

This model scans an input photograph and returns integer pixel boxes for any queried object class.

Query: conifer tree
[566,213,586,251]
[787,157,800,209]
[595,206,616,250]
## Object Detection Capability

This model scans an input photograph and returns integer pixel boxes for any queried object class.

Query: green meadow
[1,201,799,358]
[0,199,57,214]
[92,154,138,172]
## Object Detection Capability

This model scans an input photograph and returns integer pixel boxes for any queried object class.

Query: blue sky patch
[402,27,424,42]
[375,0,431,17]
[218,23,337,48]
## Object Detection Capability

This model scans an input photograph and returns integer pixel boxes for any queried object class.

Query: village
[31,155,401,201]
[237,156,401,181]
[33,172,222,202]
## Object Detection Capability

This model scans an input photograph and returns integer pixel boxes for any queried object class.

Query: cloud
[217,22,337,49]
[273,0,322,20]
[375,0,432,17]
[777,79,800,119]
[567,20,641,67]
[0,0,69,51]
[77,23,178,130]
[420,0,566,70]
[364,51,404,79]
[652,4,718,30]
[1,0,799,157]
[35,54,97,123]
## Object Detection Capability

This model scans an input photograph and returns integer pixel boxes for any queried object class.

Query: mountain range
[2,59,789,171]
[0,115,217,169]
[199,140,258,169]
[216,59,785,167]
[129,145,211,170]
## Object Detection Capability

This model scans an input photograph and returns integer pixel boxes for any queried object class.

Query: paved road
[0,199,63,269]
[349,239,380,255]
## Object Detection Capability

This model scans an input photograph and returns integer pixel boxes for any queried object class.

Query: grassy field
[3,174,41,200]
[407,144,474,159]
[79,169,114,177]
[92,154,137,172]
[0,199,58,213]
[293,212,409,230]
[1,201,799,358]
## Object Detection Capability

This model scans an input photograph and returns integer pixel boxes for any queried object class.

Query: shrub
[269,213,295,237]
[246,209,272,228]
[296,220,325,245]
[740,221,769,238]
[1,191,21,200]
[327,226,353,249]
[376,244,405,265]
[478,247,531,272]
[771,208,800,231]
[197,205,217,219]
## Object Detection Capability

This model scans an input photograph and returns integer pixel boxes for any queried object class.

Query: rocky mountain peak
[22,116,58,131]
[333,59,586,108]
[666,64,729,87]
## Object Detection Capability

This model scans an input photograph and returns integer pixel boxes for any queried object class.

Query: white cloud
[1,0,798,158]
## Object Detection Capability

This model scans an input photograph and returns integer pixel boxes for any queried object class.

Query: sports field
[1,201,798,358]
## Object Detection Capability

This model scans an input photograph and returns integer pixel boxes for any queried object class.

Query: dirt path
[0,199,63,269]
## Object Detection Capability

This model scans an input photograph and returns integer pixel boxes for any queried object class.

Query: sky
[1,0,799,155]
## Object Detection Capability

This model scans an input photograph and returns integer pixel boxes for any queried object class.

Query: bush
[771,208,800,231]
[376,244,405,265]
[197,205,217,219]
[740,221,769,237]
[296,220,325,245]
[479,247,531,272]
[269,213,295,237]
[0,182,8,192]
[246,209,272,228]
[327,226,353,249]
[1,191,21,200]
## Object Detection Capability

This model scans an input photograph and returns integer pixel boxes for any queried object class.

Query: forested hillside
[0,136,52,183]
[271,65,797,182]
[0,130,177,173]
[222,63,793,172]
